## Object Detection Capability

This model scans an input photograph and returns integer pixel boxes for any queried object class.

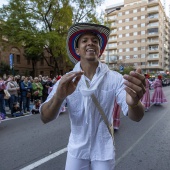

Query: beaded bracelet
[128,101,140,109]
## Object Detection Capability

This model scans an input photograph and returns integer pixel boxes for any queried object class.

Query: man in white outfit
[40,23,145,170]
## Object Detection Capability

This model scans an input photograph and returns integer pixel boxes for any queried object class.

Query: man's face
[75,33,100,62]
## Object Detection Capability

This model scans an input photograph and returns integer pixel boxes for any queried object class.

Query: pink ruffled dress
[113,100,121,130]
[151,79,167,105]
[141,79,151,111]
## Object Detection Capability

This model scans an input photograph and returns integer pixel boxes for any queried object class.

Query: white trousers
[65,153,115,170]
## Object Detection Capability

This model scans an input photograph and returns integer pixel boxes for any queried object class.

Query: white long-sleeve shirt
[40,61,128,161]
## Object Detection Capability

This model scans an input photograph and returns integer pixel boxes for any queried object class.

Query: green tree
[115,66,135,75]
[0,61,10,76]
[0,0,103,75]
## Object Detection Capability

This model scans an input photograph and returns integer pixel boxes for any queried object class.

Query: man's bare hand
[55,71,84,101]
[123,68,146,106]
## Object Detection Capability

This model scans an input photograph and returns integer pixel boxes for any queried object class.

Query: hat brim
[66,23,110,64]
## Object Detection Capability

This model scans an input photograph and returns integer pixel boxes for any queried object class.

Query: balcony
[146,65,162,69]
[148,46,159,53]
[147,32,159,37]
[105,55,118,64]
[165,28,169,34]
[164,55,169,59]
[165,35,169,40]
[110,30,117,35]
[109,45,117,50]
[148,0,159,7]
[147,6,159,14]
[111,23,117,28]
[108,38,117,43]
[147,16,159,22]
[165,48,169,53]
[147,39,159,45]
[165,60,169,65]
[108,15,117,21]
[147,23,159,29]
[165,22,169,29]
[147,56,159,61]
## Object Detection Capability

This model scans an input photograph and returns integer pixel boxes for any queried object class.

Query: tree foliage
[0,61,10,76]
[0,0,103,75]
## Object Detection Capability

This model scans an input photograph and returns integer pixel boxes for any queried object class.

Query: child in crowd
[13,102,24,117]
[31,99,41,114]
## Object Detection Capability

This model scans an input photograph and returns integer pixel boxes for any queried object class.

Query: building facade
[101,0,170,74]
[0,40,73,77]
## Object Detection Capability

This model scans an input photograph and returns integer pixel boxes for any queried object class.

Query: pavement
[4,102,34,120]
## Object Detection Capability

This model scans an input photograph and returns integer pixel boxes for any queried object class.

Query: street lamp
[105,7,121,68]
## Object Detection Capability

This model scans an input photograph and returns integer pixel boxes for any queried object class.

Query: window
[126,41,129,44]
[141,23,145,27]
[126,56,130,59]
[134,40,138,43]
[112,43,117,47]
[125,18,129,22]
[119,27,122,30]
[141,54,145,58]
[141,7,145,11]
[16,55,20,64]
[40,71,44,76]
[126,48,130,52]
[118,20,122,23]
[133,55,138,58]
[134,47,138,51]
[119,42,123,45]
[119,34,122,38]
[126,33,129,37]
[141,15,145,19]
[133,25,137,28]
[141,39,145,42]
[119,56,123,60]
[134,63,138,66]
[148,54,159,58]
[125,11,129,14]
[118,12,122,16]
[141,46,145,50]
[125,26,129,29]
[133,32,138,36]
[133,9,137,13]
[141,31,145,35]
[119,49,123,52]
[133,17,137,20]
[27,59,30,65]
[40,58,44,66]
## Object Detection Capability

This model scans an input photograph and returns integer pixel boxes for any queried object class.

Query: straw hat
[66,23,110,64]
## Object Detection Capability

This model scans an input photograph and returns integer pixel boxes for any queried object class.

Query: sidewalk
[5,102,34,119]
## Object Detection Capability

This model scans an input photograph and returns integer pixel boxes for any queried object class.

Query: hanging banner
[9,54,13,69]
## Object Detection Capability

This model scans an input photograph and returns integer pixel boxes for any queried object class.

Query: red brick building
[0,41,73,78]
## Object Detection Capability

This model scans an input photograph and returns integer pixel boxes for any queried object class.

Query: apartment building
[101,0,170,74]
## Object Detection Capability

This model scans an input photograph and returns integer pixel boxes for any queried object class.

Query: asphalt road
[1,86,170,170]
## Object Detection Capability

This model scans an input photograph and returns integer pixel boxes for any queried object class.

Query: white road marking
[115,109,168,167]
[20,147,67,170]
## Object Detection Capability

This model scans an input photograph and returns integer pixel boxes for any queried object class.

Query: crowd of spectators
[0,74,62,120]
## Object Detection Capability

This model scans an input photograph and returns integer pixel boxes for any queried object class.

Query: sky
[0,0,170,17]
[0,0,123,9]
